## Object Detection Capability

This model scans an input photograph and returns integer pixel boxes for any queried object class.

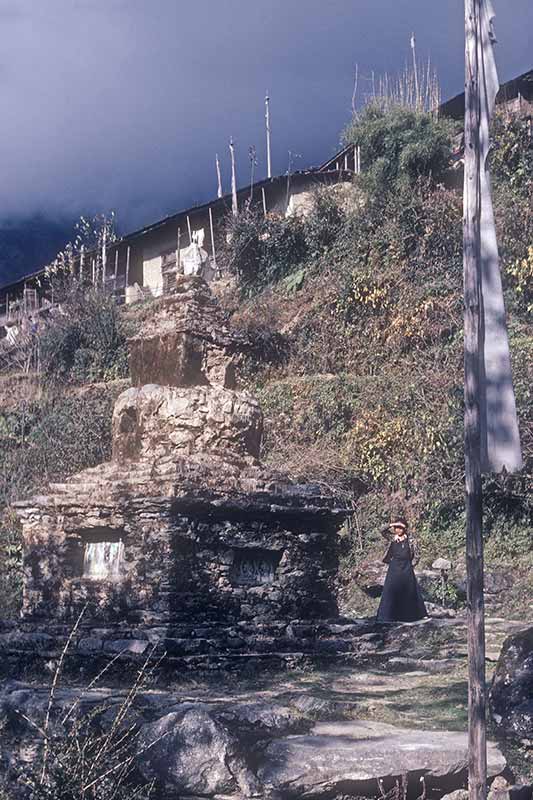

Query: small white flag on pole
[470,0,522,474]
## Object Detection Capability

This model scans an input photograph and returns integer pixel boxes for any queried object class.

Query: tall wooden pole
[249,145,256,203]
[125,246,131,292]
[102,228,107,287]
[113,248,119,292]
[216,153,223,199]
[410,33,420,109]
[464,3,487,800]
[265,93,272,179]
[229,137,238,217]
[209,207,217,271]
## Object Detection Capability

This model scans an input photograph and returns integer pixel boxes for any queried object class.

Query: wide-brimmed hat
[390,517,408,529]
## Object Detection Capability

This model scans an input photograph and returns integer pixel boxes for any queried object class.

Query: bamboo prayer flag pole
[125,246,131,293]
[265,93,272,179]
[230,138,238,216]
[216,154,223,199]
[209,207,217,269]
[102,229,107,287]
[463,2,487,799]
[114,249,119,291]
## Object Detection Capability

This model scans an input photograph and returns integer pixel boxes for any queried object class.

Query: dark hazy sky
[1,0,532,233]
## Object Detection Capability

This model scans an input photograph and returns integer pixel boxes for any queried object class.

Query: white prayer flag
[468,0,522,474]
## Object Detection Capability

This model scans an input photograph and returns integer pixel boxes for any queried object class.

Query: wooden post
[265,93,272,179]
[186,215,193,245]
[91,258,95,285]
[102,228,107,287]
[463,3,487,800]
[411,33,420,109]
[80,245,85,283]
[125,246,131,292]
[351,64,359,115]
[176,229,182,273]
[286,150,292,210]
[261,186,268,217]
[249,145,257,203]
[114,248,119,292]
[229,137,238,216]
[209,207,217,271]
[216,154,223,198]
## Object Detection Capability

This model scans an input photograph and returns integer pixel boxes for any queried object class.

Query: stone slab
[257,719,506,797]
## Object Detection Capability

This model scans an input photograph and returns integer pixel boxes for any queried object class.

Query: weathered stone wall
[17,276,346,632]
[21,496,338,623]
[112,385,262,462]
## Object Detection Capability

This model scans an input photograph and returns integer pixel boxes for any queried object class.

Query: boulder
[432,558,452,572]
[355,560,387,597]
[136,706,259,798]
[257,720,506,798]
[215,700,310,740]
[490,627,533,739]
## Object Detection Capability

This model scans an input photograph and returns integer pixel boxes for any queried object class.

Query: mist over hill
[0,215,75,290]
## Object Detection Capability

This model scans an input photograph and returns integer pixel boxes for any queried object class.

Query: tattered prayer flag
[467,0,523,474]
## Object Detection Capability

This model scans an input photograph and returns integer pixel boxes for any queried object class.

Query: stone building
[17,277,346,630]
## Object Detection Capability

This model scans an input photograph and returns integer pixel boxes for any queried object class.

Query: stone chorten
[18,277,346,631]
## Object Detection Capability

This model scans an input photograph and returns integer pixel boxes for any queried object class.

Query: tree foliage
[342,102,457,196]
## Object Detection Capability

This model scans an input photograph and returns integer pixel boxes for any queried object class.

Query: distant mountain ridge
[0,214,75,290]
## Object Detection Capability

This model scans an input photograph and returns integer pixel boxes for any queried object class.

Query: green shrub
[491,112,533,197]
[342,102,456,196]
[0,388,118,616]
[0,509,22,618]
[224,209,307,296]
[224,188,349,297]
[39,284,129,384]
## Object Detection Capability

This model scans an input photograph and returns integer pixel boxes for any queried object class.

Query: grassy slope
[224,116,532,617]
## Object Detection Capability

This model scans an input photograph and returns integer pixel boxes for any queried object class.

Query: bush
[0,508,22,618]
[342,102,456,197]
[0,388,118,617]
[12,618,158,800]
[490,112,533,197]
[224,209,307,296]
[224,188,350,297]
[39,284,129,384]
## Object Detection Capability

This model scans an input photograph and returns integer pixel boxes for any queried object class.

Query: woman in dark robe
[376,517,427,623]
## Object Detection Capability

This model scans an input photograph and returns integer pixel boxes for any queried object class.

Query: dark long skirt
[377,543,427,623]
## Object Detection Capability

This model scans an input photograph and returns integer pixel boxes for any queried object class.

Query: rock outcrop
[257,720,506,798]
[0,682,507,800]
[490,626,533,740]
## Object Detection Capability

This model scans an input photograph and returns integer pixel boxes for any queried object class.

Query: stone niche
[17,276,346,626]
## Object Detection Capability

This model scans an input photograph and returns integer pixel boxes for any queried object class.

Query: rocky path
[1,614,530,798]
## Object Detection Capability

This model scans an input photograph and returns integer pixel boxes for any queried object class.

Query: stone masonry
[16,277,347,638]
